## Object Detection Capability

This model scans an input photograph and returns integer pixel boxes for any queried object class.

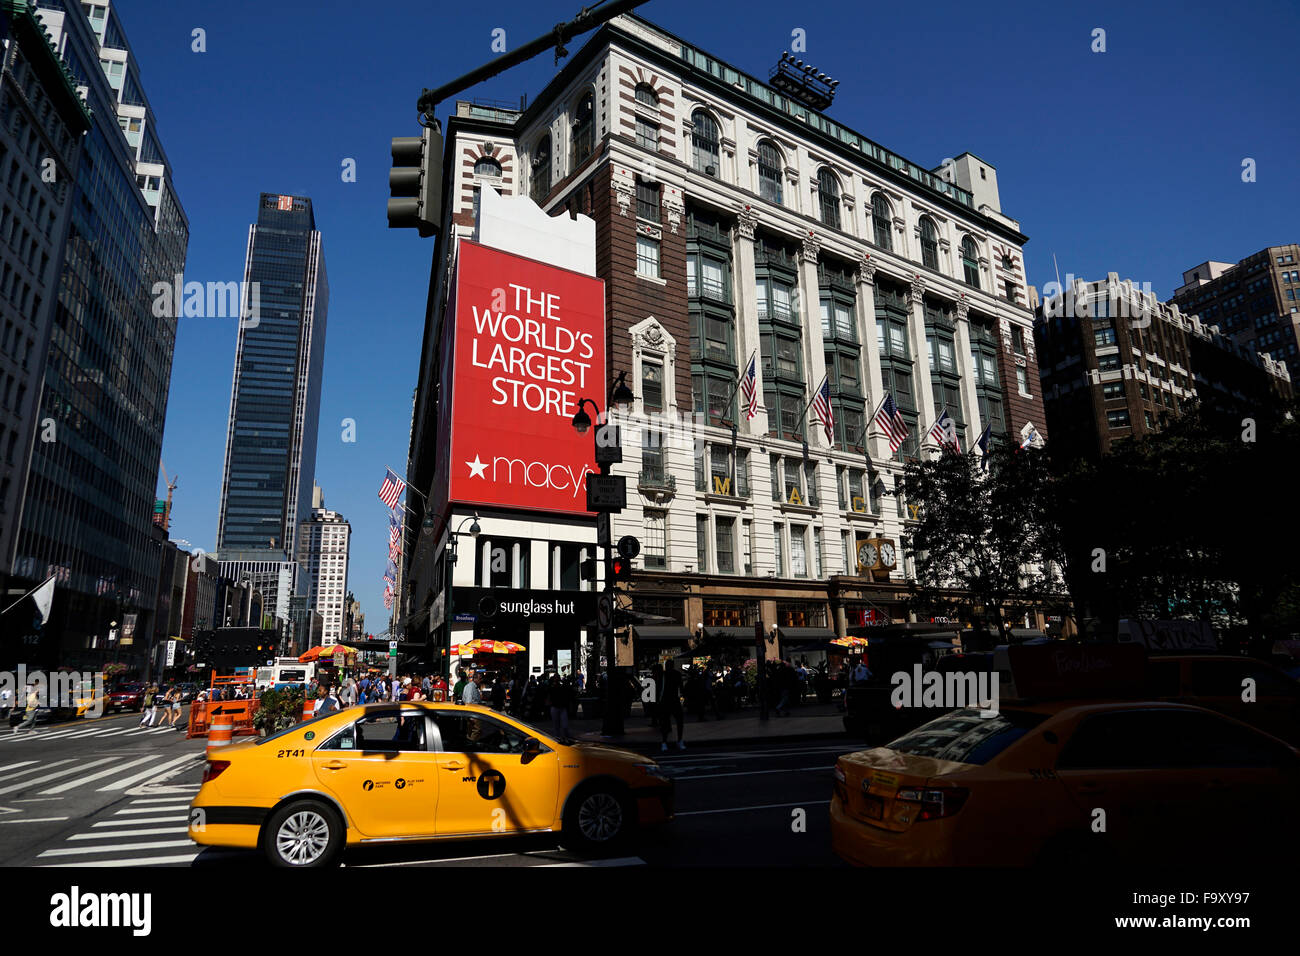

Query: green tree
[901,444,1067,644]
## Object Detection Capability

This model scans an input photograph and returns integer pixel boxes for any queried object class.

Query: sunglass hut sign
[450,241,606,516]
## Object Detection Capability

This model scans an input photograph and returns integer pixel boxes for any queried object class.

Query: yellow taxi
[189,702,673,866]
[830,700,1300,866]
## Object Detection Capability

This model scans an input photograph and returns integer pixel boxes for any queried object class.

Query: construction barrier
[187,699,259,739]
[206,717,234,756]
[301,700,315,723]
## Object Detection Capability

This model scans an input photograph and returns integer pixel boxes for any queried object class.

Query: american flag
[388,512,401,545]
[383,585,394,610]
[389,538,401,562]
[811,377,834,443]
[975,424,993,471]
[385,559,397,583]
[928,409,962,452]
[873,392,909,454]
[378,468,406,509]
[740,352,759,421]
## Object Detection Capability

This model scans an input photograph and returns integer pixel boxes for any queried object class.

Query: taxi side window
[1059,709,1293,770]
[321,714,427,752]
[435,714,527,755]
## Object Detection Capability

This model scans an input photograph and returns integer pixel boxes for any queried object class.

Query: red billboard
[447,241,606,516]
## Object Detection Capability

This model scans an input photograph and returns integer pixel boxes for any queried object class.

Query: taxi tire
[560,783,633,854]
[261,799,344,868]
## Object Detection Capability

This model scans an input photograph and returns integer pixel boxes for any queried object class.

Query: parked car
[105,682,146,713]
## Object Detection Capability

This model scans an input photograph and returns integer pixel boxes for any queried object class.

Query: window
[919,217,938,270]
[643,511,666,569]
[1011,326,1026,355]
[635,116,659,151]
[1094,321,1117,347]
[473,157,502,177]
[813,527,824,577]
[757,140,783,203]
[636,235,660,278]
[571,92,594,166]
[790,525,808,577]
[641,427,664,481]
[321,711,426,752]
[690,109,720,174]
[1102,381,1124,400]
[1016,367,1030,396]
[641,359,663,412]
[715,517,735,573]
[773,524,785,576]
[435,714,529,754]
[636,180,660,222]
[817,168,840,229]
[871,194,892,250]
[1003,279,1017,300]
[1106,409,1130,428]
[1098,354,1121,372]
[961,236,979,287]
[635,83,658,108]
[696,515,709,571]
[530,135,551,204]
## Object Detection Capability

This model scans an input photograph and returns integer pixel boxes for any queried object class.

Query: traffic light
[387,125,443,238]
[611,556,634,581]
[580,557,598,581]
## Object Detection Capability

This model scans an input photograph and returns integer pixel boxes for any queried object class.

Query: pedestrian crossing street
[0,722,191,746]
[35,786,211,867]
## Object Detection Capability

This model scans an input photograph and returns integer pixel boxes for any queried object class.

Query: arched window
[635,83,658,108]
[474,157,502,178]
[871,193,892,251]
[817,168,840,229]
[571,93,594,167]
[530,134,551,204]
[920,216,938,270]
[757,140,782,204]
[961,236,980,287]
[691,109,720,174]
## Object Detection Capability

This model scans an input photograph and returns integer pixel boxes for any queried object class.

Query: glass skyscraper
[216,194,328,633]
[8,0,187,665]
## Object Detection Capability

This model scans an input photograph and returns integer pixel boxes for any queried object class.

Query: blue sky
[133,0,1298,629]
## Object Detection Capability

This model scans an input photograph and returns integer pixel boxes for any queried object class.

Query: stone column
[798,231,831,451]
[732,205,767,437]
[908,274,938,443]
[857,255,887,460]
[952,298,983,449]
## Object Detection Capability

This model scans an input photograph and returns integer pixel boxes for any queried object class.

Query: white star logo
[466,456,488,479]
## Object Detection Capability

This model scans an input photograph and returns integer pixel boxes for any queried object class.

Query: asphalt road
[0,711,851,868]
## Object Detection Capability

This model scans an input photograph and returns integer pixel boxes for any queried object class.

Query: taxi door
[429,710,559,836]
[310,707,439,839]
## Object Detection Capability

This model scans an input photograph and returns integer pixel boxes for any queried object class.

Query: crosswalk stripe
[45,853,200,867]
[51,728,108,740]
[0,816,68,824]
[93,816,187,826]
[97,753,200,791]
[3,729,82,742]
[131,796,195,804]
[0,761,37,773]
[91,728,137,737]
[40,755,162,795]
[70,827,187,840]
[115,804,190,814]
[0,758,115,796]
[39,839,195,858]
[0,759,73,783]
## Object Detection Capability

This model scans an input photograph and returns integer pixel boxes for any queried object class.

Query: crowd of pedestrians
[138,683,186,730]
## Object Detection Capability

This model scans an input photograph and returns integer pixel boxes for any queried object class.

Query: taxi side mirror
[523,736,541,754]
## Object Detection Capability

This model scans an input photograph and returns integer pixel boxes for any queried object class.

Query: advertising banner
[448,241,606,516]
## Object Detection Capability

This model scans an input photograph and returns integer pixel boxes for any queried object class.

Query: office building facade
[215,193,328,631]
[6,0,187,667]
[297,490,350,645]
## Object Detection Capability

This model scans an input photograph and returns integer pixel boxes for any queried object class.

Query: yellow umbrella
[457,639,526,655]
[831,636,869,648]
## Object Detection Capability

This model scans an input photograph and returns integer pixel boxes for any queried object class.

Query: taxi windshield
[886,708,1046,765]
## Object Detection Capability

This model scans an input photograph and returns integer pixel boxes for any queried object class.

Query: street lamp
[440,512,481,679]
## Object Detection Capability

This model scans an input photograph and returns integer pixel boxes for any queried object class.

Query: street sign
[617,535,640,560]
[597,593,614,631]
[388,640,398,658]
[596,512,611,547]
[594,424,622,465]
[585,473,626,512]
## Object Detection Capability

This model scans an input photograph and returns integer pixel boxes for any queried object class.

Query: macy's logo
[464,454,593,499]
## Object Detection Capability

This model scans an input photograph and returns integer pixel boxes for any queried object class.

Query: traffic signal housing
[387,125,442,238]
[611,556,634,581]
[580,557,598,581]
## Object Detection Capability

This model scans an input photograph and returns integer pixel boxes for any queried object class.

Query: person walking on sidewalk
[653,663,685,752]
[12,684,40,734]
[546,676,571,740]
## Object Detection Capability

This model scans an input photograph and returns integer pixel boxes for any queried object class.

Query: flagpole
[0,575,54,617]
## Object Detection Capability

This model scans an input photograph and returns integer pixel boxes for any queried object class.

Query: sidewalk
[565,700,848,749]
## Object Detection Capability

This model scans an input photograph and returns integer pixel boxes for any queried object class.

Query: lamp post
[573,371,635,737]
[422,510,481,679]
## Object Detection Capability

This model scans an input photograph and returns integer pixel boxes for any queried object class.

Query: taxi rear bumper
[830,792,956,866]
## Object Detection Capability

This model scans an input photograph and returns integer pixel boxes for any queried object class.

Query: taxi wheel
[262,800,344,868]
[561,784,632,853]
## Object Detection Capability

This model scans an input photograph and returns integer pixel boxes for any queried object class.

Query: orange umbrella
[453,639,526,655]
[298,646,330,662]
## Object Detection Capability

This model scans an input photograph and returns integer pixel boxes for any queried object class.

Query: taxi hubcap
[578,793,622,841]
[278,811,330,864]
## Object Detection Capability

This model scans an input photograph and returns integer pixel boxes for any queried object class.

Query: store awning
[703,626,759,641]
[633,626,692,643]
[777,627,838,643]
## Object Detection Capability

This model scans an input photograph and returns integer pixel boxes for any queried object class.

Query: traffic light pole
[599,454,622,738]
